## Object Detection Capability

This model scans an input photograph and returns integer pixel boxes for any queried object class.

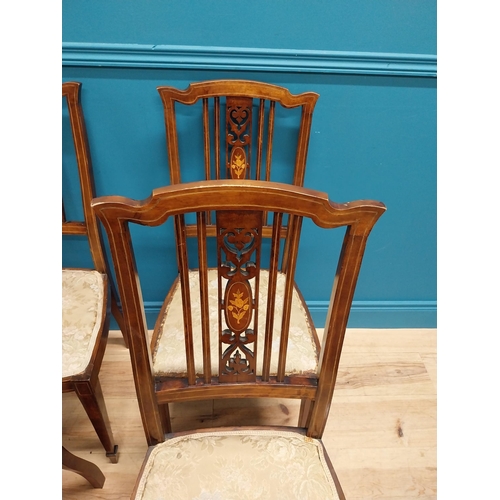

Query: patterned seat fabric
[62,269,105,378]
[152,269,319,377]
[134,429,340,500]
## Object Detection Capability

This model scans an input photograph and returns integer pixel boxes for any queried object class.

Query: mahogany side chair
[158,79,321,419]
[92,179,386,498]
[62,81,126,463]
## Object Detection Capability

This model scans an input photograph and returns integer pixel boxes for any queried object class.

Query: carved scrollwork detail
[217,210,262,382]
[226,97,252,179]
[221,227,258,279]
[220,328,256,378]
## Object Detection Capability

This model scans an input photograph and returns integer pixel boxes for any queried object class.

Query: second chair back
[158,79,320,272]
[157,79,319,187]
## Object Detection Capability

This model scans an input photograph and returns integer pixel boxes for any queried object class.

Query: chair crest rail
[92,179,385,231]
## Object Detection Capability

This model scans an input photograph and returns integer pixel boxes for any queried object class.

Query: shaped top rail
[92,179,386,233]
[157,79,319,108]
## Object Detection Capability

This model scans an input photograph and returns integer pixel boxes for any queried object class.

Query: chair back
[158,79,320,270]
[62,81,128,343]
[62,81,107,273]
[158,80,319,186]
[93,180,385,444]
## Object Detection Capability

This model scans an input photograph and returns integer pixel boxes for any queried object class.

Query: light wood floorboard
[62,328,437,499]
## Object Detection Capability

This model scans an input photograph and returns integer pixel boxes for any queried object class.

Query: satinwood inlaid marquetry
[226,96,252,179]
[217,210,263,382]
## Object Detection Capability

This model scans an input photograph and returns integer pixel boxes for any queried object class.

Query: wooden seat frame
[92,180,386,471]
[62,81,126,463]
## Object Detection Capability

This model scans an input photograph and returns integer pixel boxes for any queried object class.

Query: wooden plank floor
[62,328,437,499]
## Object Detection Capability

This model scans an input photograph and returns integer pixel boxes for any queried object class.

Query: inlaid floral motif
[152,269,319,378]
[217,211,262,381]
[227,287,249,324]
[230,147,247,179]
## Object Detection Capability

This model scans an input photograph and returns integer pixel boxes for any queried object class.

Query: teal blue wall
[63,0,436,53]
[62,0,436,328]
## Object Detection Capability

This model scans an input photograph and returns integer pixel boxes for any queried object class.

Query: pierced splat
[226,97,252,179]
[217,210,263,382]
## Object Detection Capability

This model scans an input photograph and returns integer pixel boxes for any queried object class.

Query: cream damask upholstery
[153,269,319,378]
[133,430,340,500]
[62,269,105,378]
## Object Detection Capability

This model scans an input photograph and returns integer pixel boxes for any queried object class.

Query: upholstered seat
[62,269,105,378]
[153,270,319,378]
[133,429,340,500]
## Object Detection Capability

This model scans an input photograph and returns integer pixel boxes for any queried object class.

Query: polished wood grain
[62,81,127,464]
[157,79,318,250]
[92,179,385,498]
[62,447,105,489]
[157,79,318,186]
[92,180,385,444]
[62,81,128,345]
[62,328,437,499]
